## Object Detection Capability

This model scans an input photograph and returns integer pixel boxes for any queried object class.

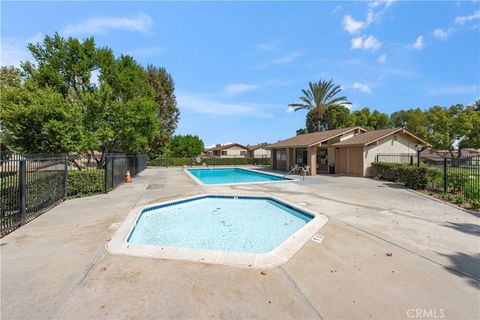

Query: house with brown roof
[247,143,270,158]
[205,143,249,158]
[266,127,430,176]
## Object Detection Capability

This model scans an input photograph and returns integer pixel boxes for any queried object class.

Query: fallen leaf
[260,271,267,276]
[385,252,393,257]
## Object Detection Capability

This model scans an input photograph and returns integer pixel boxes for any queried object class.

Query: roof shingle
[266,127,365,148]
[332,128,429,147]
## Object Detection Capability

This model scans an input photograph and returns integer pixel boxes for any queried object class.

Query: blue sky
[2,1,479,147]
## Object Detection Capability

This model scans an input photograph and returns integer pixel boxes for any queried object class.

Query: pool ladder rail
[284,166,306,180]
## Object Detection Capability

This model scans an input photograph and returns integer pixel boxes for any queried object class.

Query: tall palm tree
[289,79,351,132]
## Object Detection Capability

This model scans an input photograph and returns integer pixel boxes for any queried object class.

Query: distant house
[247,143,270,158]
[266,127,430,176]
[205,143,249,158]
[420,148,480,161]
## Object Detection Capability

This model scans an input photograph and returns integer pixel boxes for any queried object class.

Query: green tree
[389,108,429,139]
[86,53,159,158]
[1,81,85,154]
[0,33,174,164]
[349,107,390,130]
[167,135,204,157]
[459,106,480,151]
[289,79,351,132]
[471,99,480,112]
[296,128,307,135]
[146,65,180,152]
[0,66,22,87]
[425,104,476,158]
[320,104,353,131]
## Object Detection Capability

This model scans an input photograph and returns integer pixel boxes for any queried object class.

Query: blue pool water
[128,196,313,253]
[187,168,290,185]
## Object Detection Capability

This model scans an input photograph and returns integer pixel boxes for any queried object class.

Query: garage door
[335,147,364,176]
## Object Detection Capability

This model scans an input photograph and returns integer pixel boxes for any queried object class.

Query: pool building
[266,127,430,177]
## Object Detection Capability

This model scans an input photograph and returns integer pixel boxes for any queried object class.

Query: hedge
[67,169,105,198]
[371,162,441,190]
[149,157,271,167]
[1,171,64,215]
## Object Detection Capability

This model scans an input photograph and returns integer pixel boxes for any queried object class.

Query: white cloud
[225,83,260,95]
[62,12,152,35]
[351,35,382,51]
[351,37,364,49]
[343,15,366,34]
[177,94,274,117]
[455,11,480,24]
[344,0,395,35]
[368,0,395,9]
[256,40,281,51]
[408,35,424,50]
[352,82,372,94]
[433,28,450,40]
[254,52,301,69]
[428,84,479,96]
[0,33,43,66]
[126,46,165,58]
[378,53,387,63]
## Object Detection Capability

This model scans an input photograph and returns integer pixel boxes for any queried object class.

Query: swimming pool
[108,194,328,267]
[128,195,312,253]
[186,168,291,185]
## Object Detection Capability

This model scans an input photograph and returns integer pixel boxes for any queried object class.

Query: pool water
[187,168,290,185]
[127,196,313,254]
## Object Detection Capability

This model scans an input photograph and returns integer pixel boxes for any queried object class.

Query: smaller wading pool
[185,168,292,185]
[107,194,328,268]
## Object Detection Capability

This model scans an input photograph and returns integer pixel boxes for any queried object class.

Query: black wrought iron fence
[1,154,148,237]
[375,153,480,203]
[441,156,480,202]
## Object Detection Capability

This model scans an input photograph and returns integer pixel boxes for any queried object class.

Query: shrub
[372,162,441,190]
[1,171,65,214]
[464,179,480,202]
[469,199,480,209]
[447,172,465,193]
[149,157,271,167]
[67,169,104,198]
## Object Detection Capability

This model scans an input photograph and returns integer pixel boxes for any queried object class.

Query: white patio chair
[302,165,310,177]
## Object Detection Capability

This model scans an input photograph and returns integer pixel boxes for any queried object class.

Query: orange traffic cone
[125,170,132,183]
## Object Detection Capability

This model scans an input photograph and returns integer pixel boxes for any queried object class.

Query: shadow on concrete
[439,252,480,288]
[442,222,480,236]
[377,181,407,189]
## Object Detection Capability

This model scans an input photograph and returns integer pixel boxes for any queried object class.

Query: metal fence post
[19,160,26,225]
[443,157,448,192]
[111,157,115,188]
[104,157,108,193]
[63,158,68,200]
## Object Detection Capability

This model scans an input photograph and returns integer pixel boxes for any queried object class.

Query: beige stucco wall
[219,146,249,158]
[363,133,417,176]
[322,131,359,166]
[252,148,270,158]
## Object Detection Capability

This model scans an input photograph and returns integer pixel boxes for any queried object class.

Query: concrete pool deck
[1,166,479,319]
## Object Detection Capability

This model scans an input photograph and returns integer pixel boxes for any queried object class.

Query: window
[221,150,227,155]
[240,151,247,156]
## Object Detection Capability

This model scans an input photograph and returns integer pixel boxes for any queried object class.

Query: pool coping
[107,194,328,268]
[183,167,298,186]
